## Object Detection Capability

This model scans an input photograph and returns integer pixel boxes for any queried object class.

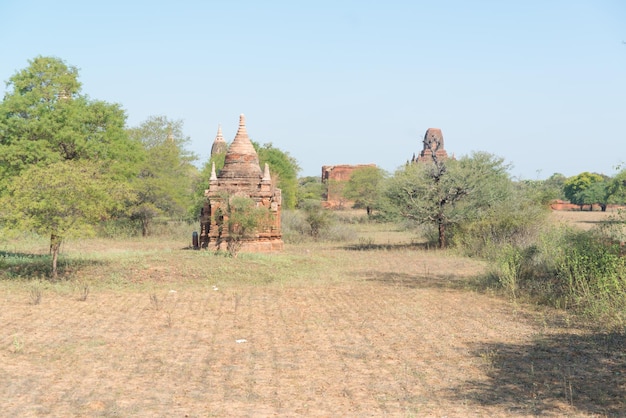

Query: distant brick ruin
[411,128,449,163]
[321,164,376,208]
[199,114,283,252]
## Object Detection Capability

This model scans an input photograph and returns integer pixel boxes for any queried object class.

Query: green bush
[485,223,626,323]
[554,229,626,317]
[453,197,547,259]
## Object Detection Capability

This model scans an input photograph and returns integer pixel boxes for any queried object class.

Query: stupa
[199,114,283,252]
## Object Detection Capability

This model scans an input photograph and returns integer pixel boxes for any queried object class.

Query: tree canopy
[342,166,387,216]
[0,56,141,193]
[563,172,605,210]
[254,142,300,209]
[385,152,511,248]
[126,115,198,235]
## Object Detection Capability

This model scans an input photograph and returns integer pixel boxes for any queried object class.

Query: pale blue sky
[2,1,625,179]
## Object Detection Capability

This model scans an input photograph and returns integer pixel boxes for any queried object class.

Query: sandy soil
[1,256,623,417]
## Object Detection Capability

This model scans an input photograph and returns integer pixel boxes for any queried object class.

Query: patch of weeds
[479,348,500,371]
[354,237,376,250]
[76,281,90,301]
[29,282,43,305]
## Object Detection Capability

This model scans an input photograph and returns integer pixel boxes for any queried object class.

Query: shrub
[281,205,357,244]
[453,195,547,259]
[554,229,626,317]
[486,223,626,323]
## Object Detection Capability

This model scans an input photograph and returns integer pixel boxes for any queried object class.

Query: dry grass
[0,218,624,416]
[549,209,618,231]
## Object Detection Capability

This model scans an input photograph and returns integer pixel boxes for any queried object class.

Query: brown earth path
[1,244,624,417]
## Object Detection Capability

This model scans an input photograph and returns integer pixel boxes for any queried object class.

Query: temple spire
[262,163,271,182]
[219,113,262,179]
[210,124,227,156]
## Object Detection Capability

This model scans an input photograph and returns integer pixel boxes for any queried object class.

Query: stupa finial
[262,163,271,182]
[210,162,217,181]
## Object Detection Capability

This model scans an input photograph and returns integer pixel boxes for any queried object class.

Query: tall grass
[281,208,357,244]
[479,221,626,325]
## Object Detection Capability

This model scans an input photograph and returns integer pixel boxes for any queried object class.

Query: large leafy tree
[254,142,300,209]
[606,169,626,206]
[343,166,387,217]
[1,161,131,279]
[297,176,324,202]
[385,152,511,248]
[127,116,198,235]
[0,56,140,193]
[563,172,605,210]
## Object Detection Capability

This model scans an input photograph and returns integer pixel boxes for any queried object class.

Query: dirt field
[549,209,619,231]
[1,216,624,417]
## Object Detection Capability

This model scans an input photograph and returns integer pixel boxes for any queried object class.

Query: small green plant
[12,335,24,354]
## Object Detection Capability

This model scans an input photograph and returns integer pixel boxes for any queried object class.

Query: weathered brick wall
[321,164,376,208]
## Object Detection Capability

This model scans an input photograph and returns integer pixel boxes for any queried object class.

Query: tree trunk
[438,222,446,249]
[50,234,62,280]
[142,218,149,237]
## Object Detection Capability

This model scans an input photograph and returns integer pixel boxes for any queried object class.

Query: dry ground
[549,210,620,231]
[1,215,624,417]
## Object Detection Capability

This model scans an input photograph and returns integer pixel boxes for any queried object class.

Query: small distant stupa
[200,114,283,252]
[210,124,228,156]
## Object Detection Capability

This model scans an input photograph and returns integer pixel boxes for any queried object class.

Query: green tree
[606,169,626,206]
[581,180,609,211]
[1,161,131,279]
[385,152,511,248]
[343,166,387,217]
[127,116,198,235]
[297,176,324,202]
[519,173,567,206]
[254,142,300,209]
[192,150,227,221]
[543,173,567,201]
[563,172,604,210]
[0,56,140,193]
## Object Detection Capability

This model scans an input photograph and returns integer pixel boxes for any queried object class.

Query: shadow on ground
[355,270,471,290]
[450,329,626,416]
[0,250,106,280]
[342,242,433,251]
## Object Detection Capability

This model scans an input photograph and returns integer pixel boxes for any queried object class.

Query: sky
[1,0,625,180]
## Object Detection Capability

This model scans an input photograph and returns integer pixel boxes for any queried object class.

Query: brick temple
[411,128,449,163]
[199,114,283,252]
